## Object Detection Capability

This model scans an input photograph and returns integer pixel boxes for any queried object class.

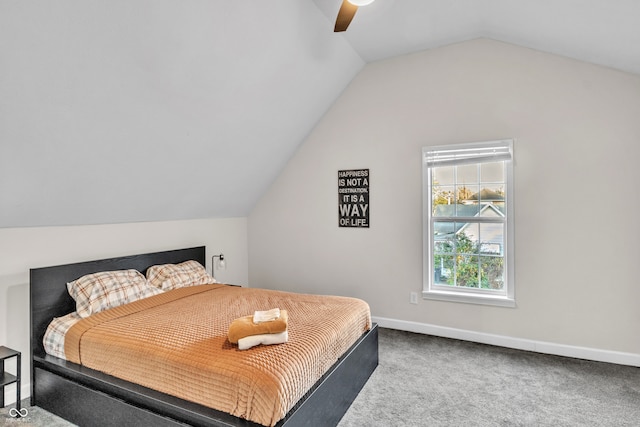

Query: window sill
[422,290,515,308]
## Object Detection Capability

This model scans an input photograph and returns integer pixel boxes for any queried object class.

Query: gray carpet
[339,328,640,427]
[0,403,73,426]
[2,328,639,426]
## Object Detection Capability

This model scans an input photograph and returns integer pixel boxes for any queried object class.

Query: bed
[30,246,378,426]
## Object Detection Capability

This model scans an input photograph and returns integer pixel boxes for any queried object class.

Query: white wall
[0,217,248,403]
[249,39,640,360]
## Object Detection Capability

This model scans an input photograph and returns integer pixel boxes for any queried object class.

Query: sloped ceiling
[0,1,364,227]
[1,0,639,228]
[315,0,640,74]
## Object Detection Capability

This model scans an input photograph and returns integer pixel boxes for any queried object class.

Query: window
[422,140,515,307]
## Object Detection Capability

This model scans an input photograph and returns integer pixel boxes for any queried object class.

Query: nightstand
[0,346,21,414]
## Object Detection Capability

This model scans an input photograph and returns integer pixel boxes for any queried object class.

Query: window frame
[422,139,515,307]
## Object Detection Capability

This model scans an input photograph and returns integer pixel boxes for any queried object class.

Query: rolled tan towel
[228,310,288,344]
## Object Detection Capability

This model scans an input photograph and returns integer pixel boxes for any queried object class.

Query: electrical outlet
[410,292,418,304]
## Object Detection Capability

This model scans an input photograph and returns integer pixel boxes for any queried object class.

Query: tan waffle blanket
[64,284,371,427]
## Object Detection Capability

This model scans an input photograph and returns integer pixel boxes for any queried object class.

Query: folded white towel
[237,330,288,350]
[253,308,281,324]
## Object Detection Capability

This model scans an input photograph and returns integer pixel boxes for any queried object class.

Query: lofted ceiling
[315,0,640,74]
[1,0,639,228]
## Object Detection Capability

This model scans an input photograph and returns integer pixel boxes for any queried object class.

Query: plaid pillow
[146,260,216,290]
[67,269,162,318]
[44,312,82,359]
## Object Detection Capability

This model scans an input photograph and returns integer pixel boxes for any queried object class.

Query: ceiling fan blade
[334,0,358,32]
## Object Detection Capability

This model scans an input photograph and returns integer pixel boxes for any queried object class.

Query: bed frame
[30,246,378,427]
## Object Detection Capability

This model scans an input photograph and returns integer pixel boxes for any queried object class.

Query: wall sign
[338,169,369,228]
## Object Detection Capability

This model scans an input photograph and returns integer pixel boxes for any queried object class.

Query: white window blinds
[424,139,513,167]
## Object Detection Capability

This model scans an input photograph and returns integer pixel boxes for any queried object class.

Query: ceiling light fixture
[335,0,375,32]
[348,0,375,5]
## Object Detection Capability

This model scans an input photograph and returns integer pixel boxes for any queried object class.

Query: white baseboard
[372,316,640,367]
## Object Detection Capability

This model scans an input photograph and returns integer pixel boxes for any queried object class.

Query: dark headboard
[30,246,206,359]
